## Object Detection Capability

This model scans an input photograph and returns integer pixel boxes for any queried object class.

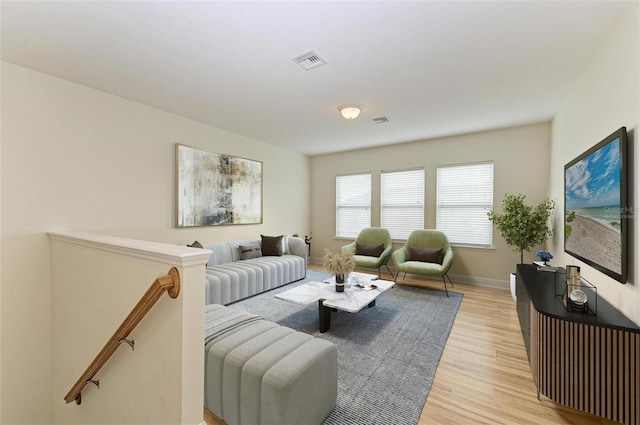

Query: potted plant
[323,249,355,292]
[487,194,555,264]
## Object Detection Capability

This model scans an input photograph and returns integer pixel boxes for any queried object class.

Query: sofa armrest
[288,236,307,263]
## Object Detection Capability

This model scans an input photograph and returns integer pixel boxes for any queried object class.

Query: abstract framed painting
[176,144,263,227]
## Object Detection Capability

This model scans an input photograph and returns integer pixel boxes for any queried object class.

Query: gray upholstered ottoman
[204,304,337,425]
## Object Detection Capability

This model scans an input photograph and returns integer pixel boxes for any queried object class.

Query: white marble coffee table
[275,273,395,332]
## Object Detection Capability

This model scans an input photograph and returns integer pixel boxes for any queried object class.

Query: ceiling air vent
[373,116,389,124]
[293,50,327,71]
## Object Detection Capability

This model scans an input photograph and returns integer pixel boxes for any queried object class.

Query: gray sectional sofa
[200,235,338,424]
[202,235,307,305]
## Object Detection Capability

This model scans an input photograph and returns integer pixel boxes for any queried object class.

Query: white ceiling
[0,1,630,156]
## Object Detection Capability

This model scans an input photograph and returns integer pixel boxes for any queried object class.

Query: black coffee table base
[318,299,376,333]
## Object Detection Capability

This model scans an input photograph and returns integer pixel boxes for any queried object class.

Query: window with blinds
[336,173,371,238]
[381,168,424,240]
[436,162,494,246]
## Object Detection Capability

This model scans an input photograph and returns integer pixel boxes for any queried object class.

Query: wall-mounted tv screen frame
[564,126,628,283]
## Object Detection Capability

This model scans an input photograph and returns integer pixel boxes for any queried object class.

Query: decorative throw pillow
[409,247,443,264]
[187,240,204,249]
[239,244,262,260]
[356,242,385,257]
[261,234,284,256]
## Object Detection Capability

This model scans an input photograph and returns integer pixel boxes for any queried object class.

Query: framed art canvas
[176,144,263,227]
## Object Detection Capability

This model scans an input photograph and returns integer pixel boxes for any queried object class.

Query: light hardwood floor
[206,265,614,425]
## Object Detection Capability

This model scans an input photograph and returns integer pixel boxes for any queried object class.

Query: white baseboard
[308,259,509,290]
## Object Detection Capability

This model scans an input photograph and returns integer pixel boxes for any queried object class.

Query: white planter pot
[510,273,517,302]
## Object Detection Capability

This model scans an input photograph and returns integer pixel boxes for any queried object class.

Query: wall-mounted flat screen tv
[564,127,628,283]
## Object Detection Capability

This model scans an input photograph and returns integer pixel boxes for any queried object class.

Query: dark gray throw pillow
[409,247,443,264]
[261,234,284,256]
[239,244,262,260]
[356,242,385,257]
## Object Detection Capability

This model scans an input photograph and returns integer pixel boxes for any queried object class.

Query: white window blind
[436,162,494,246]
[381,168,424,240]
[336,173,371,238]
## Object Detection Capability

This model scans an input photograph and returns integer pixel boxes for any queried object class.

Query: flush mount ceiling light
[338,105,363,120]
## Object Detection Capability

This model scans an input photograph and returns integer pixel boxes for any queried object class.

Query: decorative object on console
[569,289,587,305]
[536,264,558,272]
[176,144,262,227]
[536,250,553,264]
[534,250,557,271]
[487,193,555,264]
[323,249,355,286]
[556,265,597,316]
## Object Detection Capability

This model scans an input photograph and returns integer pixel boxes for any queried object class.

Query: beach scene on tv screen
[565,138,622,275]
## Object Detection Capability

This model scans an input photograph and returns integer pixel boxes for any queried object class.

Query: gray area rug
[228,269,463,425]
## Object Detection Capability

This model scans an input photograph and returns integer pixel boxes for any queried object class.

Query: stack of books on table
[533,261,558,272]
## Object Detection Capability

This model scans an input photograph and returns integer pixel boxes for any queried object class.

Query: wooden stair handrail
[64,267,181,405]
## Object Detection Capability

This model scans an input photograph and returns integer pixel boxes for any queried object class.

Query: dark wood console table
[516,264,639,425]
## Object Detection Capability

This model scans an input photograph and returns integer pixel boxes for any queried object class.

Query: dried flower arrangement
[323,249,355,281]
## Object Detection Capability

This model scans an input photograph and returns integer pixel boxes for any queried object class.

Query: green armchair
[341,227,393,278]
[392,229,454,296]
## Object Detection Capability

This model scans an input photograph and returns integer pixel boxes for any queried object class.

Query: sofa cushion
[261,235,284,256]
[239,244,262,260]
[356,242,384,257]
[409,247,443,264]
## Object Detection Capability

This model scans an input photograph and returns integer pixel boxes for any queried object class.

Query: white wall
[0,62,311,424]
[550,1,639,325]
[310,123,551,287]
